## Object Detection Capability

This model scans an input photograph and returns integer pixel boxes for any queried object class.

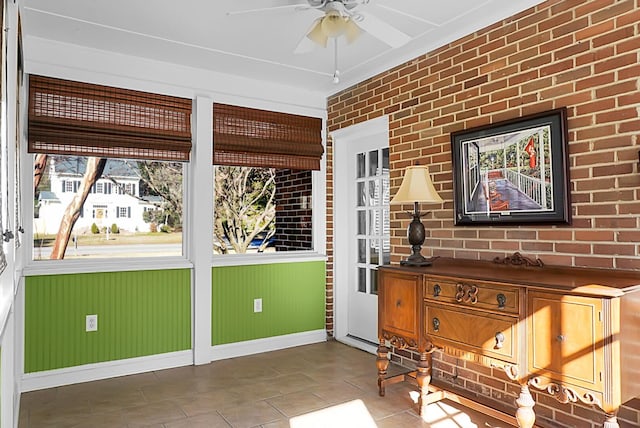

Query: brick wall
[274,169,313,251]
[326,0,640,426]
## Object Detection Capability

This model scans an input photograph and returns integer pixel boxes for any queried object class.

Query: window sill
[212,251,327,267]
[23,257,193,276]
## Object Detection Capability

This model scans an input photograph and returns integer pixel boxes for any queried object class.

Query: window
[29,75,191,261]
[117,206,130,218]
[125,183,135,196]
[33,155,183,260]
[212,103,322,255]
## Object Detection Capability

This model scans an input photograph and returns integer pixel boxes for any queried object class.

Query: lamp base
[400,256,434,267]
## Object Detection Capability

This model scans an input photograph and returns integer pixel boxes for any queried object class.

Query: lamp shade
[321,10,349,37]
[390,165,443,204]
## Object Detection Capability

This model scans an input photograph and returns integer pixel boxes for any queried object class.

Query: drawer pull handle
[432,317,440,332]
[556,334,566,343]
[396,299,401,308]
[455,283,478,304]
[496,293,506,309]
[433,284,441,297]
[495,332,505,349]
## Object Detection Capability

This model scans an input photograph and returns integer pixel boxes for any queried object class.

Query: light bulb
[321,10,348,37]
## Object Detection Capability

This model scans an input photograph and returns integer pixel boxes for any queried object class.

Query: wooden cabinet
[376,255,640,428]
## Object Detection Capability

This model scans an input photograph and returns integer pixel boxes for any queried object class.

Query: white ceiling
[20,0,544,97]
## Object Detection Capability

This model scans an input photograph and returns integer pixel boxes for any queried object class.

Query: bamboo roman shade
[213,103,323,170]
[28,75,192,161]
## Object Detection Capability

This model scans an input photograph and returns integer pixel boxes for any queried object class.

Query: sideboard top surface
[379,257,640,297]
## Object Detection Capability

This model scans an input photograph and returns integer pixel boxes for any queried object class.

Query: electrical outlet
[86,314,98,332]
[253,298,262,313]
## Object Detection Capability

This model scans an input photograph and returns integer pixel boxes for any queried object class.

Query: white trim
[213,252,327,267]
[331,116,389,343]
[23,257,193,276]
[191,96,214,365]
[337,336,377,355]
[210,329,326,361]
[330,115,389,141]
[21,350,192,392]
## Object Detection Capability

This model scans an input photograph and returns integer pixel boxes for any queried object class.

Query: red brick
[325,2,640,416]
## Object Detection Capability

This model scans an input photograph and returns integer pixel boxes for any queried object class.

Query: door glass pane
[368,180,379,206]
[357,153,366,178]
[382,238,391,265]
[357,210,366,235]
[357,239,366,263]
[368,150,378,176]
[371,268,378,295]
[382,177,389,205]
[382,148,389,172]
[370,210,381,236]
[357,182,365,206]
[358,268,366,293]
[370,239,380,264]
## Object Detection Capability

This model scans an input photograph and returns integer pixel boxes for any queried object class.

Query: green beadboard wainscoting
[25,269,191,373]
[212,261,325,345]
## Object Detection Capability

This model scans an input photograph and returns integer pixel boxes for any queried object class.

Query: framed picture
[451,108,570,225]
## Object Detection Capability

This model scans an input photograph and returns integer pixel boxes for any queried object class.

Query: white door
[347,139,390,344]
[333,116,390,350]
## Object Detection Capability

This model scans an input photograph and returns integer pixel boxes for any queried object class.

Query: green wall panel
[25,269,191,373]
[212,261,325,345]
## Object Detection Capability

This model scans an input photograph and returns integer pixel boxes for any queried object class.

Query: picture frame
[451,107,570,226]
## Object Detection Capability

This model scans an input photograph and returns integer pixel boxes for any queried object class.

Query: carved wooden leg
[603,412,619,428]
[515,384,536,428]
[376,339,390,396]
[415,352,431,418]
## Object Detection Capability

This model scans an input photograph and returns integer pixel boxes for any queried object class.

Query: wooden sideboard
[376,254,640,428]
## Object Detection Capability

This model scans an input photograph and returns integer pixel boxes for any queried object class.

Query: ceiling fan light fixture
[307,19,329,47]
[344,18,360,44]
[321,10,349,37]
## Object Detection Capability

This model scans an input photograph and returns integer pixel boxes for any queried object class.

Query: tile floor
[19,340,512,427]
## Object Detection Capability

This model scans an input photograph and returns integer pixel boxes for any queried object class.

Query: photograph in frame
[451,108,570,225]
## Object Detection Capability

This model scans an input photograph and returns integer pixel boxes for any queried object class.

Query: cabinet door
[528,292,604,391]
[378,270,421,348]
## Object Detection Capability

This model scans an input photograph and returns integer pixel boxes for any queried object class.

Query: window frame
[212,159,326,267]
[25,153,191,275]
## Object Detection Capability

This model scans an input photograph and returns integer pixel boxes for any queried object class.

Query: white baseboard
[21,330,327,392]
[210,329,327,361]
[21,350,192,392]
[336,336,377,355]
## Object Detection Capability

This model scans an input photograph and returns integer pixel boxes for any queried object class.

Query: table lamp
[390,165,443,266]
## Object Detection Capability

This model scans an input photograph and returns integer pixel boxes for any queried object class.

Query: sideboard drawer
[425,279,519,315]
[425,304,518,363]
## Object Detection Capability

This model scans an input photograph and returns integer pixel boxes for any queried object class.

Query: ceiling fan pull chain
[333,38,340,84]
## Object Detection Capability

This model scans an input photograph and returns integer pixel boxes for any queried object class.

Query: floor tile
[217,400,283,428]
[19,341,513,428]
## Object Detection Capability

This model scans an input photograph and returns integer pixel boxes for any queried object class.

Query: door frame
[331,115,389,354]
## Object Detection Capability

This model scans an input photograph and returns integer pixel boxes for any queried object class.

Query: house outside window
[33,155,183,260]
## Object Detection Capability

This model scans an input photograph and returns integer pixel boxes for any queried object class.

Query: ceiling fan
[228,0,412,54]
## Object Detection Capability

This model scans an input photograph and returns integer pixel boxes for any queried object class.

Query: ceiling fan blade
[227,1,309,16]
[355,11,411,48]
[294,18,325,53]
